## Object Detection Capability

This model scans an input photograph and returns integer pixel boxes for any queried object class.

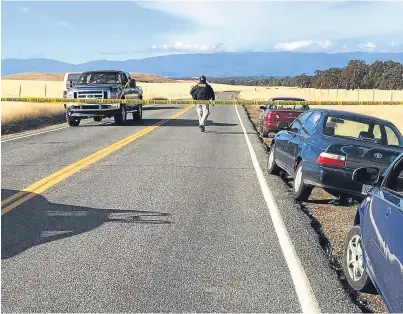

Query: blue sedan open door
[378,156,403,312]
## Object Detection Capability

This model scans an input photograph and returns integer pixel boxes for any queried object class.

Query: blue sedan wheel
[293,163,312,201]
[342,225,375,293]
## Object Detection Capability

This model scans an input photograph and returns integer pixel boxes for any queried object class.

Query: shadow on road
[1,189,171,260]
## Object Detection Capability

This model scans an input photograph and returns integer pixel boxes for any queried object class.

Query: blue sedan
[267,108,403,205]
[342,153,403,313]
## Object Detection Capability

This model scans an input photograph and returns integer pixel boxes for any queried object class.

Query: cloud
[274,40,333,52]
[150,42,226,53]
[138,1,403,53]
[354,41,378,52]
[19,6,30,13]
[364,42,377,50]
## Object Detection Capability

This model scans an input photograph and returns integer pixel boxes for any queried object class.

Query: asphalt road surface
[2,92,360,313]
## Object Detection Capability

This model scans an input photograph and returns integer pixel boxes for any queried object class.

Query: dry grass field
[1,101,66,134]
[239,86,403,102]
[1,102,64,124]
[2,71,403,134]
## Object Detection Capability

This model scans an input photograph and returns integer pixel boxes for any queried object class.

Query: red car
[259,97,309,138]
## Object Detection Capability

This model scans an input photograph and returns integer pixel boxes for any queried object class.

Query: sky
[2,0,403,64]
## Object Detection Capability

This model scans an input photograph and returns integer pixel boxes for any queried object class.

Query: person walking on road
[190,75,215,132]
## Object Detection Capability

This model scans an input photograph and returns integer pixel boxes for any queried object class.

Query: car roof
[269,97,306,101]
[312,108,396,125]
[82,70,122,73]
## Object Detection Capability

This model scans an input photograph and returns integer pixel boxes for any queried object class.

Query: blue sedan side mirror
[352,167,381,185]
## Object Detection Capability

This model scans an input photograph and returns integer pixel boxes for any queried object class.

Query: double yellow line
[1,105,193,215]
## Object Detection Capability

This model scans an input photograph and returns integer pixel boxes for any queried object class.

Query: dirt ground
[244,105,388,314]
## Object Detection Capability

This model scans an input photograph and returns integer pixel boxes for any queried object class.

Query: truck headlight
[110,92,119,99]
[66,91,74,98]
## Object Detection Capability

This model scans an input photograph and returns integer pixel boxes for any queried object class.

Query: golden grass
[1,80,245,99]
[1,102,65,124]
[2,76,403,133]
[238,86,403,102]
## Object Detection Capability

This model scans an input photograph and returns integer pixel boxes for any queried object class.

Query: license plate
[361,184,373,195]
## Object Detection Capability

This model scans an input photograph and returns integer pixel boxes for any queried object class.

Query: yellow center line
[1,105,193,215]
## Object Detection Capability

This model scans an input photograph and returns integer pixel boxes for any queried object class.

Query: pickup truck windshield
[76,72,121,85]
[324,115,403,147]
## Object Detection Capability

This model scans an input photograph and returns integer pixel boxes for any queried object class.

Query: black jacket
[190,82,215,101]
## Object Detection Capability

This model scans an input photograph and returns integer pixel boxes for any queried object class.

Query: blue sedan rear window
[323,115,403,147]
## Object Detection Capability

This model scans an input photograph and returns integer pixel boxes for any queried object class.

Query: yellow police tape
[2,97,403,106]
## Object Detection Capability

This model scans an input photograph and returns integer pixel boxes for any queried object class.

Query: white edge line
[2,125,71,142]
[234,104,321,314]
[1,104,158,143]
[1,120,112,143]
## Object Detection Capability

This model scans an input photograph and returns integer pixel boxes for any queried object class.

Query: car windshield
[67,73,82,82]
[76,72,121,85]
[65,73,82,87]
[323,115,403,147]
[269,104,306,110]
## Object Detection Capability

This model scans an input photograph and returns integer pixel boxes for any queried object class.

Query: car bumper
[65,103,124,117]
[303,162,367,198]
[264,122,280,132]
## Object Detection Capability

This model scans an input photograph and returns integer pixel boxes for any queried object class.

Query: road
[2,92,359,313]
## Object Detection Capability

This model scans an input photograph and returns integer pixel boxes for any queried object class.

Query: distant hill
[2,52,403,77]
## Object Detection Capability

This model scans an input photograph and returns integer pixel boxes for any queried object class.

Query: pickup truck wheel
[93,117,102,122]
[114,105,127,125]
[293,163,313,202]
[342,225,375,293]
[133,104,143,121]
[66,111,80,127]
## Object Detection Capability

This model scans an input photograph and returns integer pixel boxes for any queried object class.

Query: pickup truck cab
[64,70,143,126]
[62,72,82,98]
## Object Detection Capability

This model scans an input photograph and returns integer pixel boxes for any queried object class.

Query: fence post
[19,84,22,97]
[391,91,393,101]
[373,89,375,101]
[358,87,360,101]
[45,84,47,96]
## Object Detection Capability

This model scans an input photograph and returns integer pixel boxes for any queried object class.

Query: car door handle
[386,206,392,217]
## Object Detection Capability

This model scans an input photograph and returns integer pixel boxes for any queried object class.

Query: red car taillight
[317,152,346,167]
[266,112,280,120]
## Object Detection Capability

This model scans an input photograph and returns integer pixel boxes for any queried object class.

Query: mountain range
[2,52,403,77]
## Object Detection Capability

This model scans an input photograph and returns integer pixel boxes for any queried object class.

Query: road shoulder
[236,104,361,313]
